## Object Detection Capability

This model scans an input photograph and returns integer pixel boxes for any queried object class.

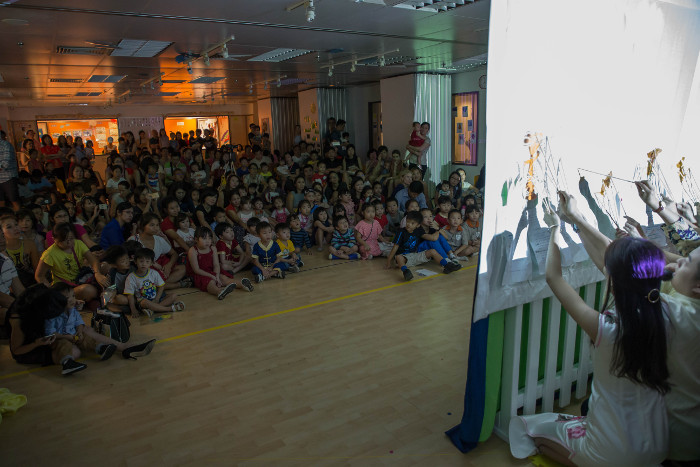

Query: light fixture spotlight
[328,66,333,77]
[187,62,193,74]
[221,44,228,58]
[150,82,154,90]
[204,53,210,67]
[306,0,315,22]
[379,55,386,66]
[277,78,281,87]
[350,61,356,72]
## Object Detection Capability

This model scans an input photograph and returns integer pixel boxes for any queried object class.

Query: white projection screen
[474,0,700,321]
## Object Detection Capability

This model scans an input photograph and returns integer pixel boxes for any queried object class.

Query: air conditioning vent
[56,46,112,55]
[49,78,84,83]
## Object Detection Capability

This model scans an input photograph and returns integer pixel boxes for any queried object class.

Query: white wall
[347,83,381,161]
[451,70,487,185]
[380,74,416,155]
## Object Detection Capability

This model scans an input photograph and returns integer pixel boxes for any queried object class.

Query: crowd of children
[0,121,483,376]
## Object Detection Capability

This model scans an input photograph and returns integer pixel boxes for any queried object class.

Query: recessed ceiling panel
[188,76,226,84]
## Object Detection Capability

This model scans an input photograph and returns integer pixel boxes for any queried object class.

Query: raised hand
[634,181,660,209]
[557,191,582,224]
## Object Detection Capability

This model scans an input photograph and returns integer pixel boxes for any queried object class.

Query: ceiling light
[350,61,357,72]
[221,44,229,58]
[110,39,172,57]
[306,0,315,22]
[247,48,312,63]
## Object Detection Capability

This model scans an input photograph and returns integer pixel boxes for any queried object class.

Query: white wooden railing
[493,280,605,440]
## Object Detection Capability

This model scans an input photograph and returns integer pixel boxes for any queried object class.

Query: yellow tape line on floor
[0,265,476,380]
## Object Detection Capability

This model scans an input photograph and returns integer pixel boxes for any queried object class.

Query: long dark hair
[11,284,65,344]
[601,237,670,393]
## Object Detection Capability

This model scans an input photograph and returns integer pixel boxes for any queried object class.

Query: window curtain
[317,88,348,144]
[271,97,299,153]
[414,73,452,188]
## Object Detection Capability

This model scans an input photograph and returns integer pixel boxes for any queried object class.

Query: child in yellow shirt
[275,223,303,273]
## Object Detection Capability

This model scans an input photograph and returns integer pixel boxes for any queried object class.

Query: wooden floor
[0,255,531,467]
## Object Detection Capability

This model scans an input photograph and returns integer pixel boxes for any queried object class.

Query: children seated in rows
[187,226,253,299]
[215,223,250,276]
[251,222,288,282]
[124,248,184,318]
[385,211,462,281]
[9,283,155,376]
[329,215,359,260]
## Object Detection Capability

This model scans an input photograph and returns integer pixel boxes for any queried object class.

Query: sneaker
[298,260,304,268]
[367,254,373,260]
[275,270,286,279]
[255,273,264,283]
[289,264,300,273]
[179,277,193,288]
[348,253,359,260]
[217,283,237,300]
[456,256,470,262]
[403,268,414,281]
[62,358,87,375]
[443,261,462,274]
[142,308,153,318]
[122,339,156,360]
[240,278,254,292]
[98,343,117,361]
[329,254,334,260]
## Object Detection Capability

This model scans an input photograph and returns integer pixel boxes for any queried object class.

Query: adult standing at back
[0,131,21,210]
[405,122,431,178]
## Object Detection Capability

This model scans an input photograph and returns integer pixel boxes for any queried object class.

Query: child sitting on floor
[338,188,356,228]
[419,208,460,264]
[271,196,290,224]
[355,203,391,260]
[124,248,184,317]
[329,215,359,260]
[441,209,478,259]
[175,213,196,252]
[462,205,482,252]
[187,227,253,299]
[46,282,156,374]
[215,223,250,275]
[243,217,262,252]
[251,222,288,283]
[434,195,452,229]
[312,208,334,252]
[289,214,313,255]
[275,223,302,272]
[385,211,461,281]
[102,245,134,312]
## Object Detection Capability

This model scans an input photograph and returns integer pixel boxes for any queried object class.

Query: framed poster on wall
[452,92,478,165]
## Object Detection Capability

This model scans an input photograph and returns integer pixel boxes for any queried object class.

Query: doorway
[368,102,383,150]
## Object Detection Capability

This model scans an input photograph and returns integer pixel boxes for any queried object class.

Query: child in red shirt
[214,223,250,275]
[434,195,452,228]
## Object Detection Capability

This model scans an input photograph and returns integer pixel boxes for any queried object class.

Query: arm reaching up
[558,191,611,274]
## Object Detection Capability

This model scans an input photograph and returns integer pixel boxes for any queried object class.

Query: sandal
[179,277,193,288]
[171,301,186,312]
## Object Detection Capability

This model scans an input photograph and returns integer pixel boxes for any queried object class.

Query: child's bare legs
[315,229,325,251]
[329,246,348,259]
[163,264,186,290]
[139,293,178,313]
[534,438,576,467]
[232,255,251,273]
[78,325,130,352]
[107,293,129,312]
[74,284,99,302]
[425,248,444,265]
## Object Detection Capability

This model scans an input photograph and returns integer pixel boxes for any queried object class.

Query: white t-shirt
[0,253,18,294]
[661,287,700,460]
[106,177,126,191]
[176,228,195,246]
[124,269,164,301]
[129,234,172,261]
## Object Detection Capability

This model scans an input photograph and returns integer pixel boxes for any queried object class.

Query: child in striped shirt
[329,215,359,260]
[289,215,313,255]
